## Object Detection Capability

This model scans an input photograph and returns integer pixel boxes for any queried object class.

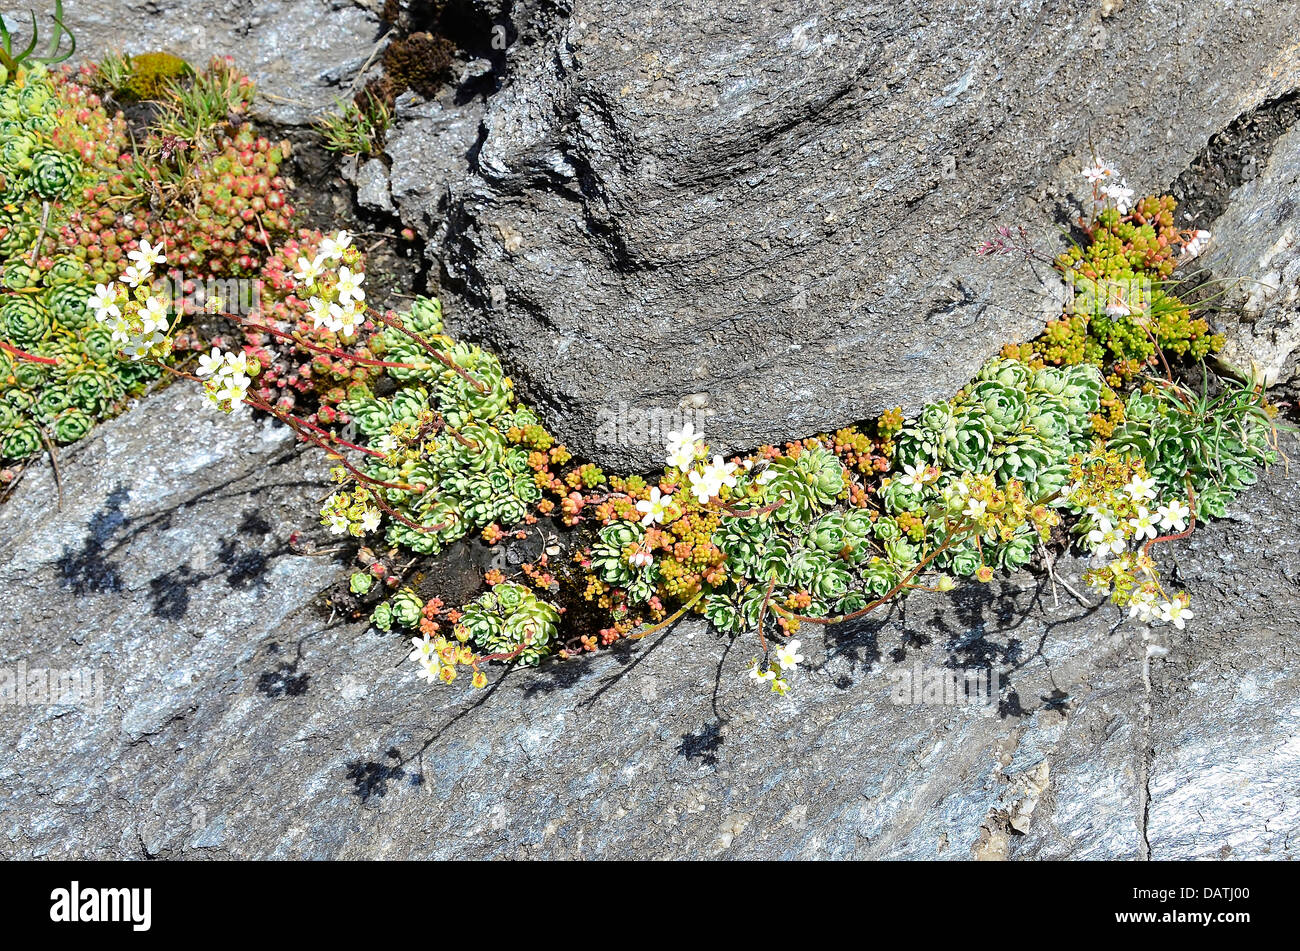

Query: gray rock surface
[55,0,381,126]
[373,0,1300,469]
[1,378,1295,859]
[1197,118,1300,387]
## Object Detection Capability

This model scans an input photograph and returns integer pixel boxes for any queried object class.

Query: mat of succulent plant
[0,38,1283,704]
[114,162,1273,700]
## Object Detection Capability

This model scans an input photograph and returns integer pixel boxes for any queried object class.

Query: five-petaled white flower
[1157,498,1190,532]
[335,266,366,305]
[307,295,333,330]
[1128,506,1157,541]
[1087,515,1125,557]
[774,639,803,668]
[318,230,352,261]
[293,254,325,284]
[121,263,149,287]
[196,347,225,377]
[415,656,442,684]
[328,300,362,336]
[1102,179,1135,214]
[1158,597,1194,630]
[1128,590,1158,621]
[962,498,987,520]
[636,486,673,526]
[408,634,436,664]
[1082,159,1118,184]
[359,508,382,534]
[1125,475,1157,503]
[748,662,775,683]
[89,283,120,320]
[140,295,170,335]
[128,238,166,270]
[901,463,931,488]
[664,422,702,470]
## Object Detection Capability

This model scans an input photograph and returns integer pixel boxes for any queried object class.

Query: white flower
[664,422,702,470]
[630,548,654,569]
[89,283,120,320]
[704,455,738,490]
[962,498,987,520]
[121,262,149,287]
[223,351,250,377]
[196,347,225,377]
[318,230,352,261]
[1181,229,1211,261]
[1102,179,1135,214]
[687,467,718,504]
[688,455,737,504]
[1125,475,1157,503]
[324,510,350,535]
[140,295,170,335]
[1128,590,1158,621]
[666,442,697,471]
[1082,159,1118,184]
[756,467,778,485]
[1087,516,1124,557]
[1128,507,1157,541]
[748,662,775,683]
[1105,300,1132,318]
[901,463,929,488]
[328,300,362,336]
[1158,597,1194,630]
[415,656,442,684]
[128,238,167,269]
[408,635,436,664]
[1157,498,1189,533]
[359,508,382,534]
[120,329,169,361]
[774,639,803,668]
[211,370,250,410]
[307,295,334,330]
[335,266,366,305]
[293,254,325,284]
[636,486,673,526]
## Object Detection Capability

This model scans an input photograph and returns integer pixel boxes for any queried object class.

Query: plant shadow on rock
[255,640,311,700]
[147,507,287,620]
[57,485,134,596]
[345,747,420,804]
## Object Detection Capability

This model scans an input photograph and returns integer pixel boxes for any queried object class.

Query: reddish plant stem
[237,319,418,370]
[1142,483,1197,558]
[775,517,972,627]
[0,340,59,365]
[368,308,488,394]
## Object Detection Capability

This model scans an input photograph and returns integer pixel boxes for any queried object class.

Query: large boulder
[370,0,1300,468]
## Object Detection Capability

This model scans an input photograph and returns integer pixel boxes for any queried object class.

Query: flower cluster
[1067,449,1194,627]
[320,481,383,537]
[297,231,366,337]
[748,639,803,696]
[1002,169,1222,385]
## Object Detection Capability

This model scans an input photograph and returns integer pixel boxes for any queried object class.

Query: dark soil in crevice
[1170,88,1300,227]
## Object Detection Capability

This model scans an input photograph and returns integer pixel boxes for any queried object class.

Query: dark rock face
[1,382,1296,859]
[375,0,1300,468]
